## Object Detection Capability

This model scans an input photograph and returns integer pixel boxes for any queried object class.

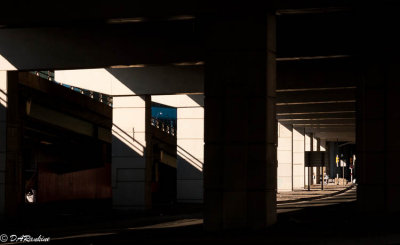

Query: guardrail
[31,71,113,107]
[32,71,177,137]
[151,118,176,136]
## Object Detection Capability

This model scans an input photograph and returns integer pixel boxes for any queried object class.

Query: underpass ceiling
[0,1,358,141]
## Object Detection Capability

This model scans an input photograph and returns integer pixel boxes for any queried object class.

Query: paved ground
[277,183,354,203]
[3,185,400,244]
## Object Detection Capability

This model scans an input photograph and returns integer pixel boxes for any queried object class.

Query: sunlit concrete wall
[277,123,292,192]
[0,71,6,216]
[293,127,305,189]
[152,95,204,203]
[277,124,307,191]
[112,96,147,209]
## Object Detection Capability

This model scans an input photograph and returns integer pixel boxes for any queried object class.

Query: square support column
[305,132,317,187]
[4,71,23,220]
[176,98,204,203]
[293,126,305,189]
[329,141,337,179]
[357,62,400,214]
[204,12,276,230]
[0,71,7,219]
[277,124,305,191]
[312,135,318,184]
[304,132,311,187]
[278,123,293,192]
[111,95,149,209]
[316,139,321,184]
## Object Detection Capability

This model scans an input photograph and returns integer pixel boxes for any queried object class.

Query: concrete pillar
[316,139,321,184]
[304,132,311,187]
[357,62,400,214]
[324,142,330,177]
[4,71,23,219]
[329,141,336,178]
[320,139,327,182]
[204,12,276,230]
[315,139,327,184]
[152,94,204,203]
[277,123,305,191]
[305,133,317,186]
[111,95,148,209]
[0,71,6,218]
[293,126,305,189]
[312,135,318,184]
[277,123,293,192]
[176,98,204,203]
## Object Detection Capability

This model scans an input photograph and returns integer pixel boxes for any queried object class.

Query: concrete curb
[277,184,356,204]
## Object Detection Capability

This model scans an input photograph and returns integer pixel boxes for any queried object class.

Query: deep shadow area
[3,188,399,245]
[39,191,400,244]
[0,133,201,236]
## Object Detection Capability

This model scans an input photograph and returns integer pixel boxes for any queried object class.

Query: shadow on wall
[177,155,203,202]
[277,123,293,192]
[111,135,147,208]
[105,66,203,95]
[112,123,145,156]
[186,94,204,106]
[111,123,148,208]
[177,145,203,171]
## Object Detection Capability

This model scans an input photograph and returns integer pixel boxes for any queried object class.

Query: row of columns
[0,72,7,219]
[277,123,327,192]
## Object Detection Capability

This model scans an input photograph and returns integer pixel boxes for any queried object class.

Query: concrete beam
[55,66,204,95]
[276,87,355,104]
[305,126,355,134]
[277,10,355,58]
[0,25,201,70]
[277,102,355,114]
[0,2,200,27]
[277,58,357,90]
[277,112,355,120]
[314,131,355,142]
[279,118,355,125]
[305,126,356,142]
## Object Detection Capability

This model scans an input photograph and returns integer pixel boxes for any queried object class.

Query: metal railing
[151,118,176,136]
[33,70,54,81]
[31,71,113,107]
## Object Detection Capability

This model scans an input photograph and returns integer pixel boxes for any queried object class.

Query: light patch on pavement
[127,219,203,230]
